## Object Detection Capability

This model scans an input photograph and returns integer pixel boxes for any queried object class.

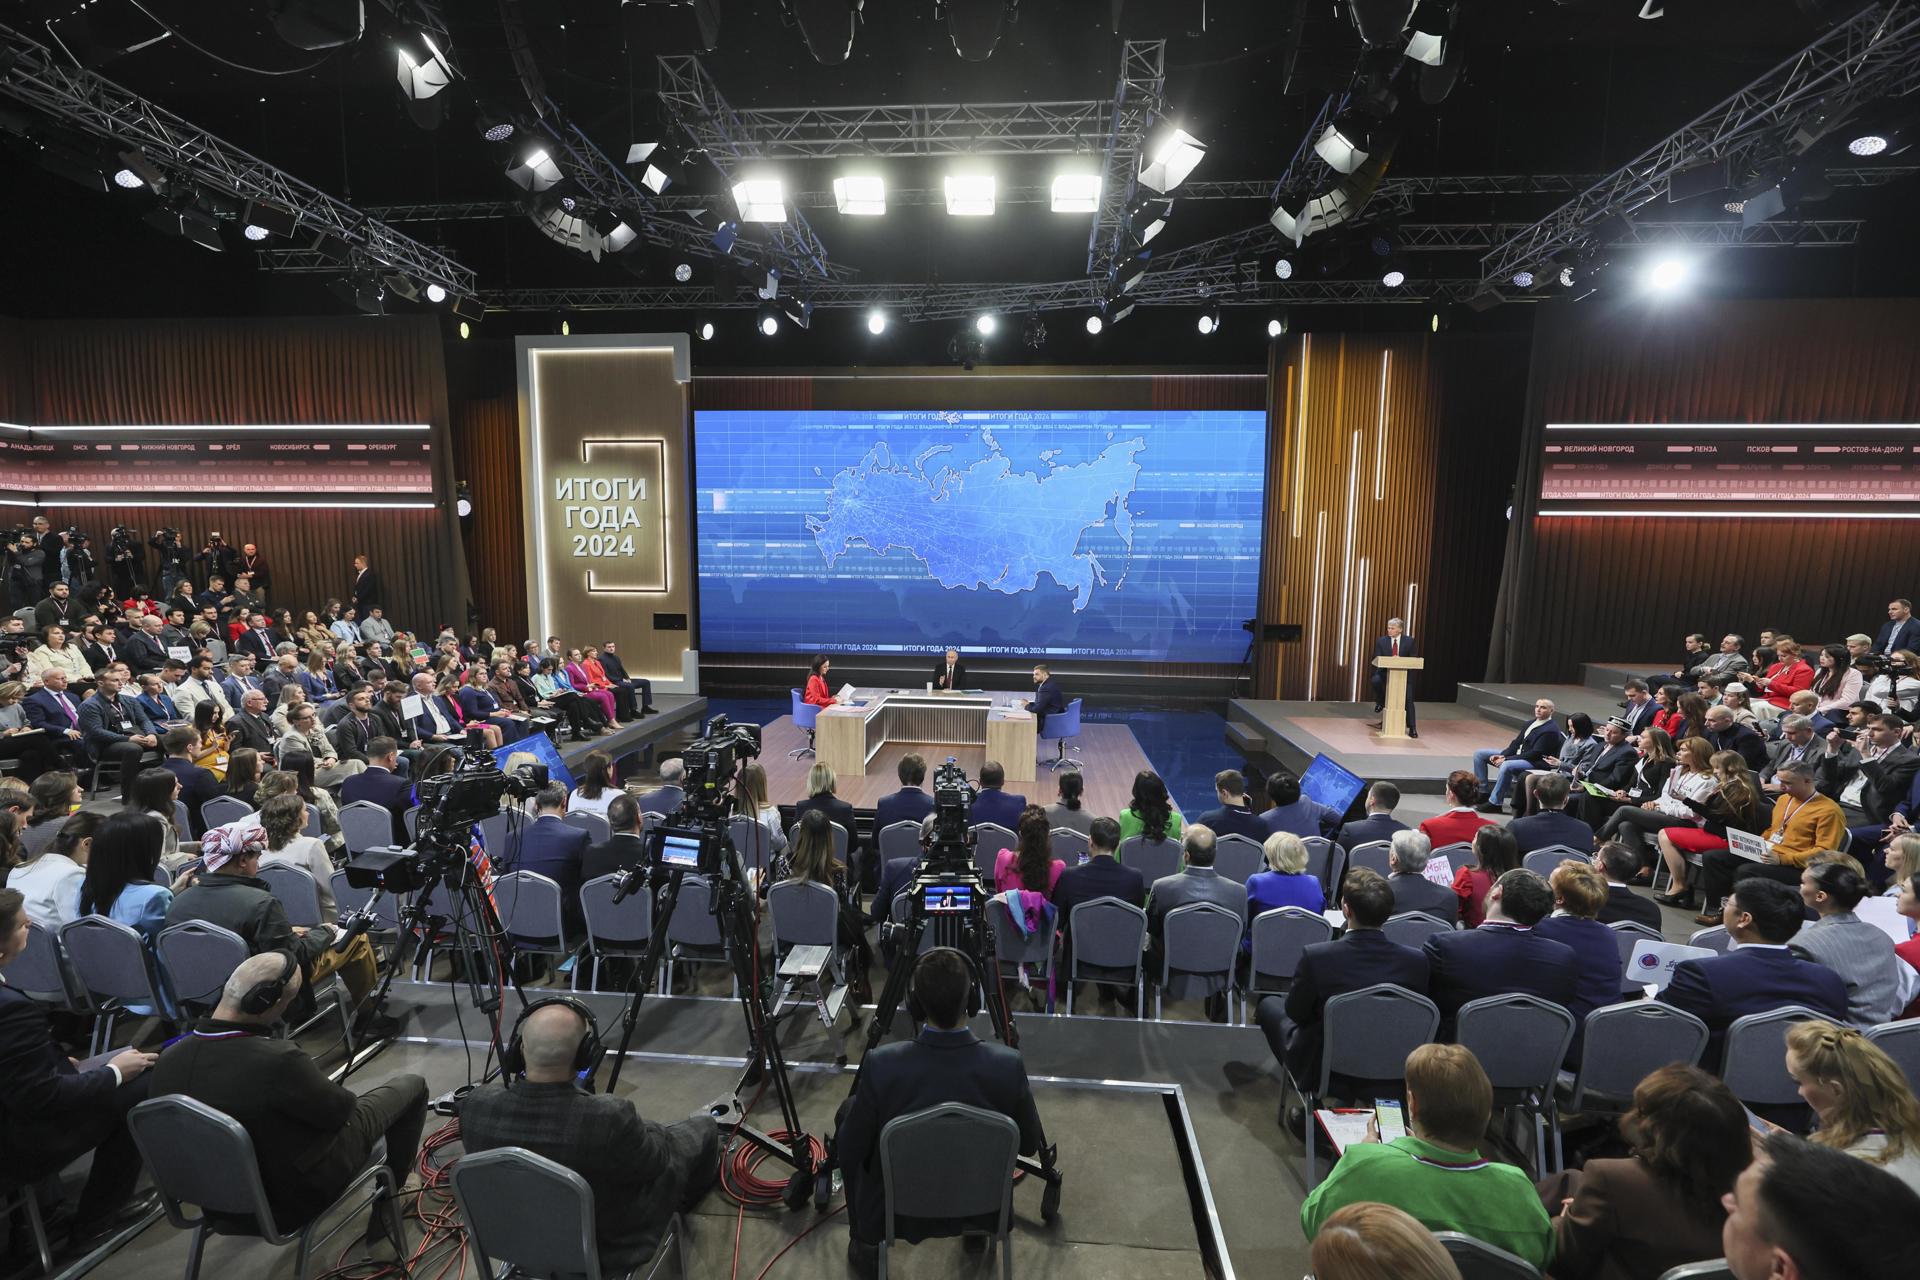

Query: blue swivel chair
[1040,698,1083,770]
[790,689,820,760]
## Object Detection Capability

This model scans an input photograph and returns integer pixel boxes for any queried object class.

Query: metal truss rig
[1086,39,1166,278]
[1479,0,1920,290]
[0,21,476,302]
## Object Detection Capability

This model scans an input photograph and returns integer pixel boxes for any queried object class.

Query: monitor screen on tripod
[923,884,973,914]
[660,833,703,868]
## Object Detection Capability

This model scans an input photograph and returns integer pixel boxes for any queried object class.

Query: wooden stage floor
[756,714,1167,817]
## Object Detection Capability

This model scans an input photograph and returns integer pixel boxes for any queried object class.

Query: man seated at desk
[931,649,967,691]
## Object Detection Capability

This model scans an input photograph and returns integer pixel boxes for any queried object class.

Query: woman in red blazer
[803,654,839,707]
[1756,638,1815,709]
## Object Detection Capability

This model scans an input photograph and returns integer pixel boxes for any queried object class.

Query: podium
[1372,656,1424,740]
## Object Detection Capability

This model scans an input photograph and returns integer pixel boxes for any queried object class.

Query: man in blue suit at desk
[968,761,1028,833]
[514,783,591,943]
[1024,663,1068,763]
[873,754,935,838]
[1424,868,1577,1041]
[1659,877,1848,1066]
[1369,617,1418,736]
[1472,698,1565,811]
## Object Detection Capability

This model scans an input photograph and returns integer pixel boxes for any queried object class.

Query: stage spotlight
[1512,270,1534,288]
[1274,256,1294,280]
[757,305,780,336]
[834,174,886,215]
[1197,311,1221,336]
[269,0,364,50]
[946,0,1017,61]
[476,102,516,143]
[458,320,472,340]
[786,0,862,64]
[560,317,572,336]
[975,314,997,336]
[1430,311,1442,333]
[1405,0,1451,66]
[506,146,563,192]
[1128,197,1172,245]
[112,167,144,190]
[733,178,786,222]
[1314,113,1373,175]
[867,310,888,335]
[1051,173,1102,213]
[1086,314,1104,335]
[425,283,447,303]
[241,199,298,240]
[241,224,269,242]
[944,173,996,215]
[1644,254,1693,294]
[112,147,165,192]
[1558,265,1576,287]
[1381,267,1406,288]
[779,296,815,330]
[675,262,694,282]
[625,142,673,195]
[1138,125,1205,193]
[698,321,715,341]
[455,482,473,519]
[1267,317,1286,338]
[1849,133,1889,157]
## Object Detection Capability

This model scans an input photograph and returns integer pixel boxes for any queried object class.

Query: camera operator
[1863,651,1920,721]
[149,528,189,598]
[60,528,95,590]
[836,948,1046,1277]
[195,531,239,588]
[6,528,44,610]
[107,525,143,598]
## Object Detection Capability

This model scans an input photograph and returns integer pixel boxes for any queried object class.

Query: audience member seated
[1760,714,1826,792]
[1534,1064,1750,1280]
[1783,1019,1920,1193]
[339,737,413,845]
[1050,816,1144,995]
[1199,768,1268,841]
[1425,869,1577,1041]
[257,793,337,918]
[968,759,1029,832]
[277,702,364,790]
[1306,1202,1460,1280]
[165,824,379,1011]
[1452,825,1520,929]
[0,886,159,1251]
[1706,703,1770,774]
[1385,830,1459,923]
[1418,772,1494,849]
[1655,749,1768,911]
[1300,1043,1554,1270]
[18,770,79,862]
[1794,859,1908,1026]
[1044,767,1090,836]
[874,753,935,839]
[633,756,688,818]
[1472,697,1565,812]
[993,805,1066,897]
[77,811,181,961]
[1594,735,1718,869]
[591,642,655,716]
[225,688,277,756]
[835,948,1046,1277]
[77,670,161,806]
[1660,878,1848,1066]
[159,725,222,839]
[1693,760,1844,924]
[1820,715,1920,849]
[1146,825,1242,1019]
[1720,1131,1920,1280]
[1506,773,1594,856]
[1535,859,1624,1061]
[1578,726,1675,831]
[516,783,590,943]
[127,767,184,869]
[1333,781,1407,852]
[13,807,96,929]
[581,793,648,887]
[764,809,873,1001]
[1257,770,1338,839]
[792,761,859,873]
[733,761,787,868]
[566,751,620,818]
[1257,867,1427,1103]
[1247,832,1326,921]
[147,952,428,1235]
[1593,841,1662,930]
[1118,769,1183,846]
[1755,637,1815,710]
[1518,712,1599,815]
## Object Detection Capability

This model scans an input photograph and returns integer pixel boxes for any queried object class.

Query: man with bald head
[148,951,428,1236]
[459,1001,720,1271]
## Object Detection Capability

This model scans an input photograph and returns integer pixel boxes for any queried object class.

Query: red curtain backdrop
[1488,299,1920,684]
[0,315,471,635]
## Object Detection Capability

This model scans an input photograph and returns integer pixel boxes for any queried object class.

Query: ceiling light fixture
[1086,314,1104,335]
[834,174,886,215]
[506,146,563,193]
[1274,257,1294,280]
[1405,0,1451,66]
[1382,267,1406,288]
[674,262,694,283]
[1645,254,1694,294]
[425,284,447,303]
[1512,270,1534,288]
[1197,311,1221,336]
[1267,317,1286,338]
[975,314,997,335]
[1314,114,1373,175]
[732,178,786,222]
[1128,196,1173,245]
[1138,125,1206,193]
[1051,173,1102,213]
[944,173,997,216]
[867,310,888,335]
[1849,133,1889,157]
[757,306,780,336]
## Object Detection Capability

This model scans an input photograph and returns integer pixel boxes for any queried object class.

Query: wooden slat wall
[450,393,528,644]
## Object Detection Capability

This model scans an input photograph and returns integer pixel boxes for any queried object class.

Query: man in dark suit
[32,580,75,633]
[1050,817,1146,990]
[1705,704,1770,774]
[1506,774,1594,856]
[350,554,383,614]
[159,727,222,838]
[514,785,592,941]
[227,687,279,756]
[873,753,935,838]
[1819,717,1920,842]
[1368,618,1418,735]
[123,614,172,677]
[594,642,654,715]
[23,666,88,764]
[235,612,279,663]
[1385,830,1460,922]
[79,623,121,675]
[406,672,465,746]
[1873,597,1920,657]
[581,794,649,887]
[930,648,967,691]
[1423,868,1578,1039]
[633,757,687,818]
[1197,768,1269,842]
[221,654,264,709]
[77,669,161,805]
[0,886,160,1250]
[1024,663,1066,752]
[460,1000,718,1272]
[1472,697,1565,810]
[328,686,380,763]
[836,948,1047,1270]
[968,760,1028,832]
[1620,679,1657,742]
[1145,827,1245,1020]
[1593,841,1662,930]
[1333,781,1408,854]
[1256,867,1428,1089]
[340,739,414,844]
[147,952,428,1236]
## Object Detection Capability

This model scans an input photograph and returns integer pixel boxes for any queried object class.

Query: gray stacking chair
[1048,826,1090,863]
[1288,983,1441,1188]
[200,795,255,830]
[728,815,776,874]
[563,810,613,846]
[258,862,324,928]
[1656,1262,1734,1280]
[155,920,248,1015]
[1721,1005,1828,1103]
[403,805,422,842]
[1065,897,1148,1016]
[768,878,843,978]
[14,920,85,1009]
[969,822,1016,878]
[877,819,923,864]
[1456,993,1576,1177]
[1436,1232,1544,1280]
[1687,924,1732,955]
[1116,834,1180,883]
[1433,840,1477,868]
[1212,834,1264,884]
[451,1147,688,1280]
[576,872,655,994]
[338,800,398,858]
[1382,911,1454,950]
[1301,836,1344,896]
[664,875,735,996]
[1865,1017,1920,1094]
[790,821,852,864]
[491,869,571,965]
[1523,846,1590,878]
[878,1104,1019,1280]
[1345,839,1393,880]
[477,812,523,864]
[59,916,168,1053]
[1157,902,1244,1020]
[1245,906,1333,1007]
[987,896,1056,1010]
[1608,921,1666,996]
[1554,1000,1709,1169]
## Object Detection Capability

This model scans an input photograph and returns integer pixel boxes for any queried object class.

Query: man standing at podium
[1370,617,1418,738]
[931,648,967,691]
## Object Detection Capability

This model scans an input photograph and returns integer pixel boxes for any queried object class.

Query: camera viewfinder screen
[658,832,703,869]
[923,884,973,914]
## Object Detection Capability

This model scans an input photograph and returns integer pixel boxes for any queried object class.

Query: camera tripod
[603,819,820,1211]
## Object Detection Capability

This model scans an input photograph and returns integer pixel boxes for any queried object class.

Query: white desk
[815,688,1039,782]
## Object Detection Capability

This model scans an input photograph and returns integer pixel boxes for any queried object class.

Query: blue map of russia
[806,432,1147,612]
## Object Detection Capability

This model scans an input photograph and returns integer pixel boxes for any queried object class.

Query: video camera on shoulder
[681,715,763,814]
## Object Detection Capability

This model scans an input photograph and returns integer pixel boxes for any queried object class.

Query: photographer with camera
[1819,714,1920,852]
[1863,651,1920,721]
[149,528,189,598]
[58,528,94,590]
[107,525,143,598]
[836,947,1046,1278]
[195,532,239,587]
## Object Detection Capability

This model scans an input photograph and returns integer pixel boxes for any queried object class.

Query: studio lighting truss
[834,174,886,214]
[944,172,996,215]
[1138,123,1205,193]
[625,143,674,195]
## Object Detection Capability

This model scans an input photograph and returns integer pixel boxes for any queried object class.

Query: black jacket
[1276,929,1429,1085]
[1050,855,1147,942]
[340,767,414,843]
[1818,743,1920,823]
[163,756,224,838]
[164,872,328,970]
[0,980,131,1181]
[582,832,649,888]
[1333,813,1407,853]
[1596,884,1662,931]
[930,659,968,691]
[1708,723,1770,775]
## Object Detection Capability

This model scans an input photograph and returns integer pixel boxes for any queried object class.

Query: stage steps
[1580,661,1665,693]
[1452,681,1626,731]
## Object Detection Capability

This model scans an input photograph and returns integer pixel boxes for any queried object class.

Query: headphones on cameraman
[238,949,298,1016]
[904,947,983,1025]
[501,996,604,1085]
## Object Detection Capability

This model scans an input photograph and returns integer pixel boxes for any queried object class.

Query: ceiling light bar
[834,174,887,215]
[944,173,997,215]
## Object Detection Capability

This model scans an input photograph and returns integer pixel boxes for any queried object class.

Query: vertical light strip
[1281,363,1296,540]
[1373,349,1391,501]
[1350,557,1370,701]
[1335,430,1359,661]
[529,349,550,643]
[1292,335,1310,539]
[1308,511,1326,701]
[1405,581,1419,639]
